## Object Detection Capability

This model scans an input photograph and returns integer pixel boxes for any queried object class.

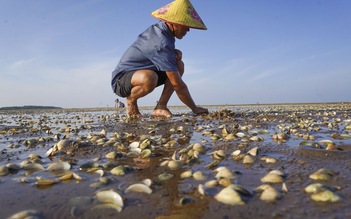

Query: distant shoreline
[0,105,62,111]
[0,102,350,114]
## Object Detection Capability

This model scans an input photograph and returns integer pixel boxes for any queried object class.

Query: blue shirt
[111,22,178,91]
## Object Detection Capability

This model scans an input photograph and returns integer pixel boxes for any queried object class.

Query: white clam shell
[125,183,152,194]
[261,172,284,183]
[95,189,123,212]
[214,186,245,205]
[310,189,341,202]
[260,186,281,202]
[47,162,71,172]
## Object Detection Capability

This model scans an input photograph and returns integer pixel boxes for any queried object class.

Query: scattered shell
[110,166,126,176]
[282,182,288,193]
[247,147,259,156]
[95,189,123,212]
[214,167,235,180]
[309,168,336,181]
[72,172,84,181]
[125,183,152,194]
[193,171,207,181]
[106,151,117,159]
[23,163,45,172]
[139,149,151,158]
[205,180,219,187]
[47,162,71,172]
[311,189,341,202]
[211,150,226,160]
[304,183,326,194]
[7,209,42,219]
[259,185,281,202]
[197,184,206,196]
[36,178,59,186]
[242,155,255,164]
[231,150,241,157]
[249,136,263,142]
[59,172,73,181]
[261,172,284,183]
[264,157,277,164]
[180,170,193,179]
[225,134,236,140]
[214,186,245,205]
[219,179,232,187]
[79,162,99,171]
[0,166,9,176]
[158,173,174,181]
[142,178,152,187]
[28,154,42,160]
[168,160,181,170]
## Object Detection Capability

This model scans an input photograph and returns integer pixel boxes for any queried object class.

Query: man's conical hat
[151,0,207,30]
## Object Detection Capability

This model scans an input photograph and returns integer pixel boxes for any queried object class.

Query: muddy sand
[0,103,350,219]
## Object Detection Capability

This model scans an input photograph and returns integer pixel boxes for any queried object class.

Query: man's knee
[132,70,158,92]
[177,60,184,75]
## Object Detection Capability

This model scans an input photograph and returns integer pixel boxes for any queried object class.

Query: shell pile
[1,103,351,218]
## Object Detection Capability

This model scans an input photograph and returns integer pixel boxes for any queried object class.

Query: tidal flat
[1,103,351,219]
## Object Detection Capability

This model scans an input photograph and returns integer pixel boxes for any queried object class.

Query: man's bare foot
[126,99,142,118]
[152,108,172,118]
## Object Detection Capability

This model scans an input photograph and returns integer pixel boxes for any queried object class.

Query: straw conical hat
[151,0,207,30]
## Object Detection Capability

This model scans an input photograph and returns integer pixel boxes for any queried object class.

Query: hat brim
[152,15,207,30]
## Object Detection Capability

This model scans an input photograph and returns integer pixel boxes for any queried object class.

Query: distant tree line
[0,105,62,111]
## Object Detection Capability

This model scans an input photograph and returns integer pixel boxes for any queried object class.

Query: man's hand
[193,106,208,115]
[175,49,182,61]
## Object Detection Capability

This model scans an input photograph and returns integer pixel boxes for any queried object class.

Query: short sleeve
[151,44,178,72]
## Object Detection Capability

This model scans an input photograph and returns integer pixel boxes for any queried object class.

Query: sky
[1,0,351,108]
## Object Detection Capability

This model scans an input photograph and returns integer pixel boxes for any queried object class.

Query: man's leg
[127,70,158,117]
[152,59,184,117]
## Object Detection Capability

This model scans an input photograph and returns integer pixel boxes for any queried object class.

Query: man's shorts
[114,70,168,97]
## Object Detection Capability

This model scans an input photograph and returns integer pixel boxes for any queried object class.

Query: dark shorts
[114,70,168,97]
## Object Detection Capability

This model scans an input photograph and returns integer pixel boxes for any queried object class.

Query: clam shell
[231,150,241,157]
[105,152,117,159]
[125,183,152,194]
[7,210,42,219]
[47,162,71,172]
[168,160,181,170]
[110,166,126,176]
[95,189,123,212]
[193,143,206,154]
[243,155,255,164]
[247,147,259,156]
[309,168,336,181]
[311,189,341,202]
[260,186,281,202]
[158,173,174,181]
[180,170,193,179]
[215,168,235,180]
[205,180,219,187]
[59,172,73,181]
[214,186,245,205]
[23,163,45,171]
[225,133,236,140]
[139,149,151,158]
[0,166,9,176]
[36,178,59,186]
[142,178,152,187]
[261,173,284,183]
[193,171,207,181]
[57,139,73,150]
[304,183,325,194]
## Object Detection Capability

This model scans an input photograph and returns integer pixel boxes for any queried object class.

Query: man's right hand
[193,106,209,115]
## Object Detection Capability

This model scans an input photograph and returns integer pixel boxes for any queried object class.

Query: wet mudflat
[0,103,351,219]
